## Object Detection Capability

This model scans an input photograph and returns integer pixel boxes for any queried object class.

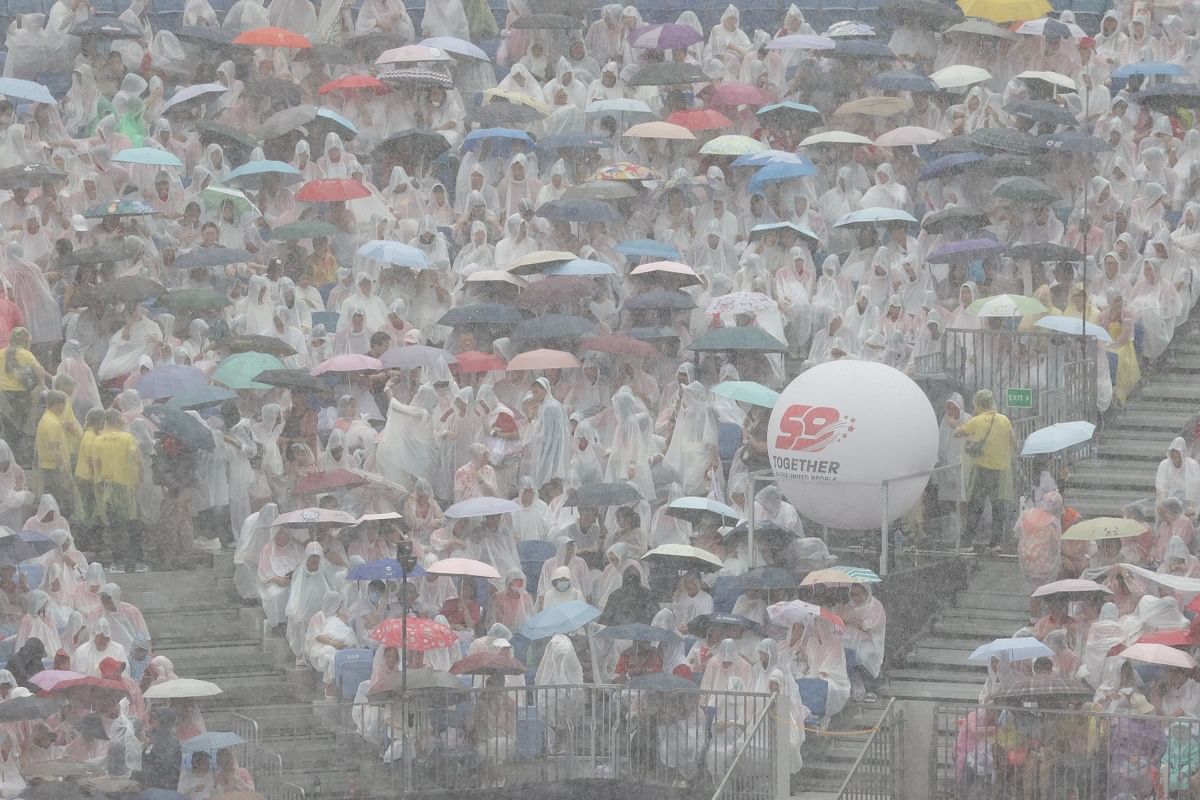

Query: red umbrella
[580,334,657,358]
[516,276,593,310]
[666,108,733,131]
[318,74,388,95]
[449,652,526,676]
[1138,629,1200,647]
[369,616,458,651]
[701,82,773,108]
[44,676,130,701]
[296,179,371,202]
[295,469,369,494]
[453,351,507,374]
[234,26,312,49]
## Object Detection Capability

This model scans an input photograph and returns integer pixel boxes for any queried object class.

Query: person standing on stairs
[954,389,1017,555]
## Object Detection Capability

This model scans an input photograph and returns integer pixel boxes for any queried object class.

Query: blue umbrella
[732,148,809,167]
[134,365,208,401]
[311,311,339,331]
[755,101,823,128]
[1020,420,1096,456]
[537,198,622,223]
[925,238,1004,263]
[756,101,821,118]
[919,151,986,181]
[1112,61,1188,78]
[347,558,427,580]
[616,239,680,259]
[114,147,184,168]
[317,107,358,136]
[542,258,616,276]
[166,385,239,410]
[869,69,937,92]
[226,160,303,189]
[833,207,918,228]
[462,127,535,153]
[0,530,54,564]
[0,78,55,104]
[180,731,246,753]
[747,159,818,193]
[594,623,682,643]
[356,240,428,270]
[520,600,601,640]
[967,637,1053,664]
[1035,314,1113,341]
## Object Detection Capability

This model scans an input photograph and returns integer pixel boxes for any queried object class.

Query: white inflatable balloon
[767,360,938,530]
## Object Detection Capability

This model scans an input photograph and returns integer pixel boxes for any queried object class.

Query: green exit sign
[1006,388,1033,409]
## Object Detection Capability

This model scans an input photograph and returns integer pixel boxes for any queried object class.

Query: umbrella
[461,127,535,153]
[380,345,455,370]
[318,74,388,94]
[688,327,787,353]
[766,33,836,50]
[628,62,708,86]
[466,270,527,290]
[200,187,258,218]
[919,152,987,181]
[234,27,311,48]
[685,613,765,638]
[580,334,656,358]
[376,44,451,64]
[955,0,1050,23]
[592,162,660,181]
[967,637,1053,664]
[509,250,576,274]
[273,508,358,529]
[565,482,643,507]
[419,36,490,60]
[1036,132,1111,154]
[517,278,593,311]
[747,160,818,193]
[930,64,994,89]
[97,276,165,305]
[1021,421,1096,456]
[520,600,601,639]
[211,335,297,357]
[142,678,223,699]
[449,652,527,676]
[174,247,253,269]
[253,369,327,392]
[472,100,546,128]
[921,206,990,234]
[642,543,724,572]
[1013,16,1085,37]
[766,600,844,629]
[594,624,682,643]
[225,160,303,190]
[269,220,340,241]
[134,365,207,401]
[311,354,384,375]
[833,207,918,227]
[241,78,303,107]
[738,566,804,590]
[69,15,143,38]
[443,497,522,519]
[438,304,527,326]
[616,239,681,260]
[835,96,911,117]
[665,109,733,131]
[630,22,703,49]
[539,132,610,154]
[543,259,616,277]
[828,39,895,58]
[347,558,425,580]
[426,557,501,578]
[57,243,134,267]
[0,78,55,104]
[176,25,237,46]
[824,19,874,36]
[165,386,239,411]
[0,163,66,190]
[296,178,370,202]
[711,380,780,408]
[707,291,775,316]
[481,90,551,114]
[83,199,158,219]
[196,121,260,155]
[834,566,883,583]
[512,314,594,341]
[970,128,1039,156]
[507,349,580,371]
[142,407,215,451]
[623,289,696,311]
[748,221,820,248]
[1134,84,1200,112]
[875,126,944,147]
[623,121,695,141]
[1062,517,1148,541]
[665,497,742,526]
[1120,642,1197,670]
[113,148,183,168]
[45,676,129,698]
[511,13,581,29]
[1035,316,1113,341]
[536,199,622,224]
[755,103,824,131]
[1009,242,1084,261]
[368,669,464,699]
[1138,630,1200,647]
[212,352,286,389]
[1111,61,1188,79]
[369,617,458,651]
[28,671,86,693]
[967,293,1048,317]
[879,0,964,24]
[181,732,247,753]
[0,529,54,564]
[294,469,368,494]
[356,240,428,270]
[159,288,233,314]
[1005,99,1077,126]
[1016,69,1077,91]
[926,238,1005,263]
[1030,578,1110,598]
[628,673,701,691]
[0,696,63,722]
[629,261,701,287]
[562,181,638,203]
[703,82,772,108]
[699,135,767,156]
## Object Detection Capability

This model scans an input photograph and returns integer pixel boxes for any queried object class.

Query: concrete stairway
[792,700,891,800]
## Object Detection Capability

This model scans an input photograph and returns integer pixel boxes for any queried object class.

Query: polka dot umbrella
[369,617,458,651]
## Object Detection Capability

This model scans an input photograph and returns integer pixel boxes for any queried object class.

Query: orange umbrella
[453,351,507,373]
[233,26,312,49]
[318,74,387,95]
[666,109,733,131]
[296,178,370,202]
[507,348,580,371]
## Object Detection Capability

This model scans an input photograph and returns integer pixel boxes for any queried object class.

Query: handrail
[709,692,778,800]
[834,698,895,799]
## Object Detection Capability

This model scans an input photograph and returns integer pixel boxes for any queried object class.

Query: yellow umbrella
[834,96,912,117]
[507,250,576,274]
[623,121,697,141]
[482,89,550,114]
[1061,517,1148,541]
[956,0,1051,22]
[800,567,856,586]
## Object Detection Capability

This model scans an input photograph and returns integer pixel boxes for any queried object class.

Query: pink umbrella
[506,349,581,371]
[702,81,772,108]
[369,617,458,650]
[29,670,84,692]
[311,354,384,375]
[1121,642,1197,670]
[426,557,501,579]
[272,507,359,528]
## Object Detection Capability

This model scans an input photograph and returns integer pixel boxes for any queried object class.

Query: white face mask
[553,579,570,592]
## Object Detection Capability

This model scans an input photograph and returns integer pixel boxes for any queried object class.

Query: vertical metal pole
[587,628,602,685]
[880,482,889,577]
[747,475,757,568]
[772,692,790,800]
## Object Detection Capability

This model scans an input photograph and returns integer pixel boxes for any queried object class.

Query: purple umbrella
[918,151,986,181]
[133,364,208,401]
[926,238,1005,263]
[630,23,703,50]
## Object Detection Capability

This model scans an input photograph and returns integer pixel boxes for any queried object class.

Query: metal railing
[836,699,903,800]
[931,703,1197,800]
[229,712,260,774]
[710,690,780,800]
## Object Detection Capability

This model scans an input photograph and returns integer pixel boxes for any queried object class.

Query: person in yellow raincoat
[33,390,79,519]
[92,409,141,573]
[1099,289,1141,407]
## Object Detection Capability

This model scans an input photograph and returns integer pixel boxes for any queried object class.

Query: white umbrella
[1121,642,1197,670]
[642,544,724,571]
[800,130,873,147]
[766,599,844,629]
[665,497,743,526]
[427,557,501,579]
[143,678,223,699]
[1021,421,1095,456]
[929,64,992,89]
[967,637,1053,664]
[442,497,522,519]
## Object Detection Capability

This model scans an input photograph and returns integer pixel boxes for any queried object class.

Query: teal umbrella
[159,288,233,313]
[166,386,239,410]
[519,600,600,640]
[113,147,184,168]
[688,327,787,353]
[711,380,780,408]
[225,160,303,190]
[211,352,286,389]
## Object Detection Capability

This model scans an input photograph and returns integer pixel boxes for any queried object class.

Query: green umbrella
[159,288,233,313]
[201,186,259,216]
[212,352,286,389]
[992,176,1059,205]
[688,327,788,353]
[711,380,780,408]
[269,220,340,241]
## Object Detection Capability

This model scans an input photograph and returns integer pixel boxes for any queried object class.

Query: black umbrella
[196,121,260,154]
[212,334,297,357]
[993,175,1059,205]
[629,673,701,691]
[375,129,451,159]
[471,101,546,127]
[58,243,136,267]
[511,13,581,29]
[564,481,643,507]
[738,566,804,590]
[921,206,989,234]
[1009,242,1085,262]
[345,30,405,61]
[929,134,978,156]
[977,153,1046,178]
[594,623,682,643]
[1134,84,1200,112]
[878,0,963,25]
[969,127,1039,155]
[829,39,895,59]
[628,62,707,86]
[1004,99,1077,126]
[624,290,696,312]
[513,313,595,341]
[685,612,765,638]
[174,247,252,269]
[536,198,623,223]
[70,15,142,38]
[254,368,328,392]
[158,287,233,313]
[0,695,63,722]
[1037,131,1112,154]
[97,276,166,305]
[176,25,237,47]
[0,163,65,189]
[143,406,215,451]
[438,304,527,326]
[723,520,796,549]
[869,70,937,93]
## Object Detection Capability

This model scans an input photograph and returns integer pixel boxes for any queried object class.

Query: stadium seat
[334,648,374,700]
[514,705,545,759]
[797,677,828,719]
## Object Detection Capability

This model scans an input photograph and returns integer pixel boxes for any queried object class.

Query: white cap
[70,214,89,232]
[493,638,512,649]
